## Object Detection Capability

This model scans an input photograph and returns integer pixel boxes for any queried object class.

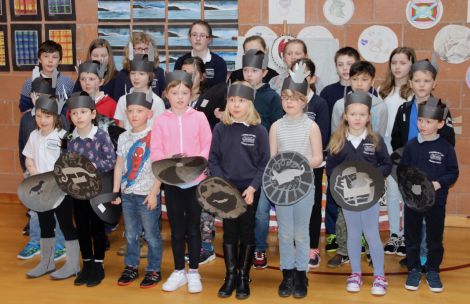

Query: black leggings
[38,196,77,240]
[309,167,324,249]
[223,190,259,245]
[165,185,202,270]
[73,198,106,261]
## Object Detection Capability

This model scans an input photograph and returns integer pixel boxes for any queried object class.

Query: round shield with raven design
[152,156,207,186]
[196,176,247,219]
[262,151,314,206]
[54,152,102,200]
[17,171,66,212]
[329,161,385,211]
[90,171,122,224]
[397,164,435,212]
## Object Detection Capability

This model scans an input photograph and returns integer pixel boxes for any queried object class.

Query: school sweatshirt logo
[241,134,256,146]
[363,143,376,155]
[429,151,443,164]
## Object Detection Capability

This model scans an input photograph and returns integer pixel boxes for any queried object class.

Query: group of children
[17,19,458,298]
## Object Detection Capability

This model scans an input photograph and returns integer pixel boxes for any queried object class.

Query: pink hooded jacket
[150,107,212,184]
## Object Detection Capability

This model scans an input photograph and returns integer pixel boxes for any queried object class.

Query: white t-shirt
[22,129,66,174]
[114,88,165,131]
[383,87,406,153]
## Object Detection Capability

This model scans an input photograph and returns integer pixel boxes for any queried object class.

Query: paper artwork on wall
[358,25,398,64]
[466,66,470,89]
[297,26,335,39]
[168,0,201,22]
[46,24,76,70]
[204,0,238,23]
[0,24,9,72]
[45,0,75,21]
[11,24,41,71]
[98,25,130,49]
[405,0,443,29]
[133,1,165,22]
[98,1,130,22]
[211,25,238,49]
[269,0,305,24]
[218,51,236,71]
[9,0,41,21]
[433,25,470,64]
[323,0,354,26]
[133,25,165,48]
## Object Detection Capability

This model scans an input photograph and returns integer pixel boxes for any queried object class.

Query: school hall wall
[0,0,469,218]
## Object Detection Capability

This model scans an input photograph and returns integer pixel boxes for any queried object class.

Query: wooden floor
[2,202,470,304]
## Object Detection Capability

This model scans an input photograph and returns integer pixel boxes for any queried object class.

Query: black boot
[278,269,295,297]
[236,244,254,300]
[74,260,93,286]
[86,261,105,287]
[218,243,238,298]
[292,270,308,298]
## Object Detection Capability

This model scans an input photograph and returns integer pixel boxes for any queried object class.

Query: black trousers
[309,167,323,249]
[223,190,260,246]
[165,185,202,270]
[73,198,106,261]
[38,196,77,240]
[404,203,446,272]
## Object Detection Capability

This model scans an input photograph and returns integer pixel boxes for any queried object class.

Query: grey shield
[54,152,102,200]
[262,151,314,206]
[90,171,121,224]
[397,165,435,212]
[196,176,247,219]
[329,161,385,211]
[152,156,207,186]
[17,171,66,212]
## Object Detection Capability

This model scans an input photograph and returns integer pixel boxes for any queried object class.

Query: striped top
[276,114,313,159]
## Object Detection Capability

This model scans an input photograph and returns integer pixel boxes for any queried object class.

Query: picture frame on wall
[167,0,201,22]
[0,0,7,23]
[133,0,165,22]
[45,0,76,21]
[11,24,41,71]
[204,0,238,23]
[9,0,42,21]
[98,0,130,22]
[133,24,165,48]
[0,24,10,72]
[45,24,76,71]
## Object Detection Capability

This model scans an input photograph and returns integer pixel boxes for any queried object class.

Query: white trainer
[162,270,187,291]
[187,272,203,293]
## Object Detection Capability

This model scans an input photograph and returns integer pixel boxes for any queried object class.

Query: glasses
[190,33,209,39]
[281,95,298,101]
[133,47,149,53]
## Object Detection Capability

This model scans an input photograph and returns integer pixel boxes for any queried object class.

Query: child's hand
[143,195,157,210]
[432,181,441,191]
[30,92,39,105]
[111,197,122,205]
[242,186,256,205]
[214,108,224,120]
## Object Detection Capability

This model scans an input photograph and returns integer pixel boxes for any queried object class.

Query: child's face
[345,103,370,133]
[181,63,202,90]
[244,40,264,53]
[79,72,101,96]
[90,47,109,65]
[350,72,374,93]
[336,55,356,81]
[130,71,150,90]
[167,83,191,112]
[133,42,150,55]
[189,24,211,52]
[227,96,250,121]
[243,67,266,87]
[126,104,152,130]
[409,70,436,102]
[281,92,306,116]
[418,117,444,138]
[70,108,96,130]
[390,53,412,82]
[283,42,307,69]
[38,51,61,75]
[35,108,55,134]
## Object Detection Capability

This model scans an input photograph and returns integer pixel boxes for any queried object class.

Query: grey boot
[27,238,55,278]
[50,240,80,280]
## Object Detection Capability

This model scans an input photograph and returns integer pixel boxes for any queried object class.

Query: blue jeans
[254,189,272,252]
[29,210,65,248]
[276,188,315,271]
[122,193,162,272]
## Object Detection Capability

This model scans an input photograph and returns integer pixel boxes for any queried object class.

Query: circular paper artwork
[323,0,355,26]
[244,26,278,39]
[405,0,443,30]
[433,25,470,64]
[297,26,335,39]
[466,66,470,89]
[269,35,296,71]
[358,25,398,63]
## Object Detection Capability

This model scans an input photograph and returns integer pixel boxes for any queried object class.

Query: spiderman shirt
[116,127,155,195]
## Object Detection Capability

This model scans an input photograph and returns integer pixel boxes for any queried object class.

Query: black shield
[196,177,247,219]
[329,161,385,211]
[90,171,122,224]
[397,165,435,212]
[390,147,404,182]
[17,171,65,212]
[54,152,102,200]
[152,156,207,186]
[262,151,314,206]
